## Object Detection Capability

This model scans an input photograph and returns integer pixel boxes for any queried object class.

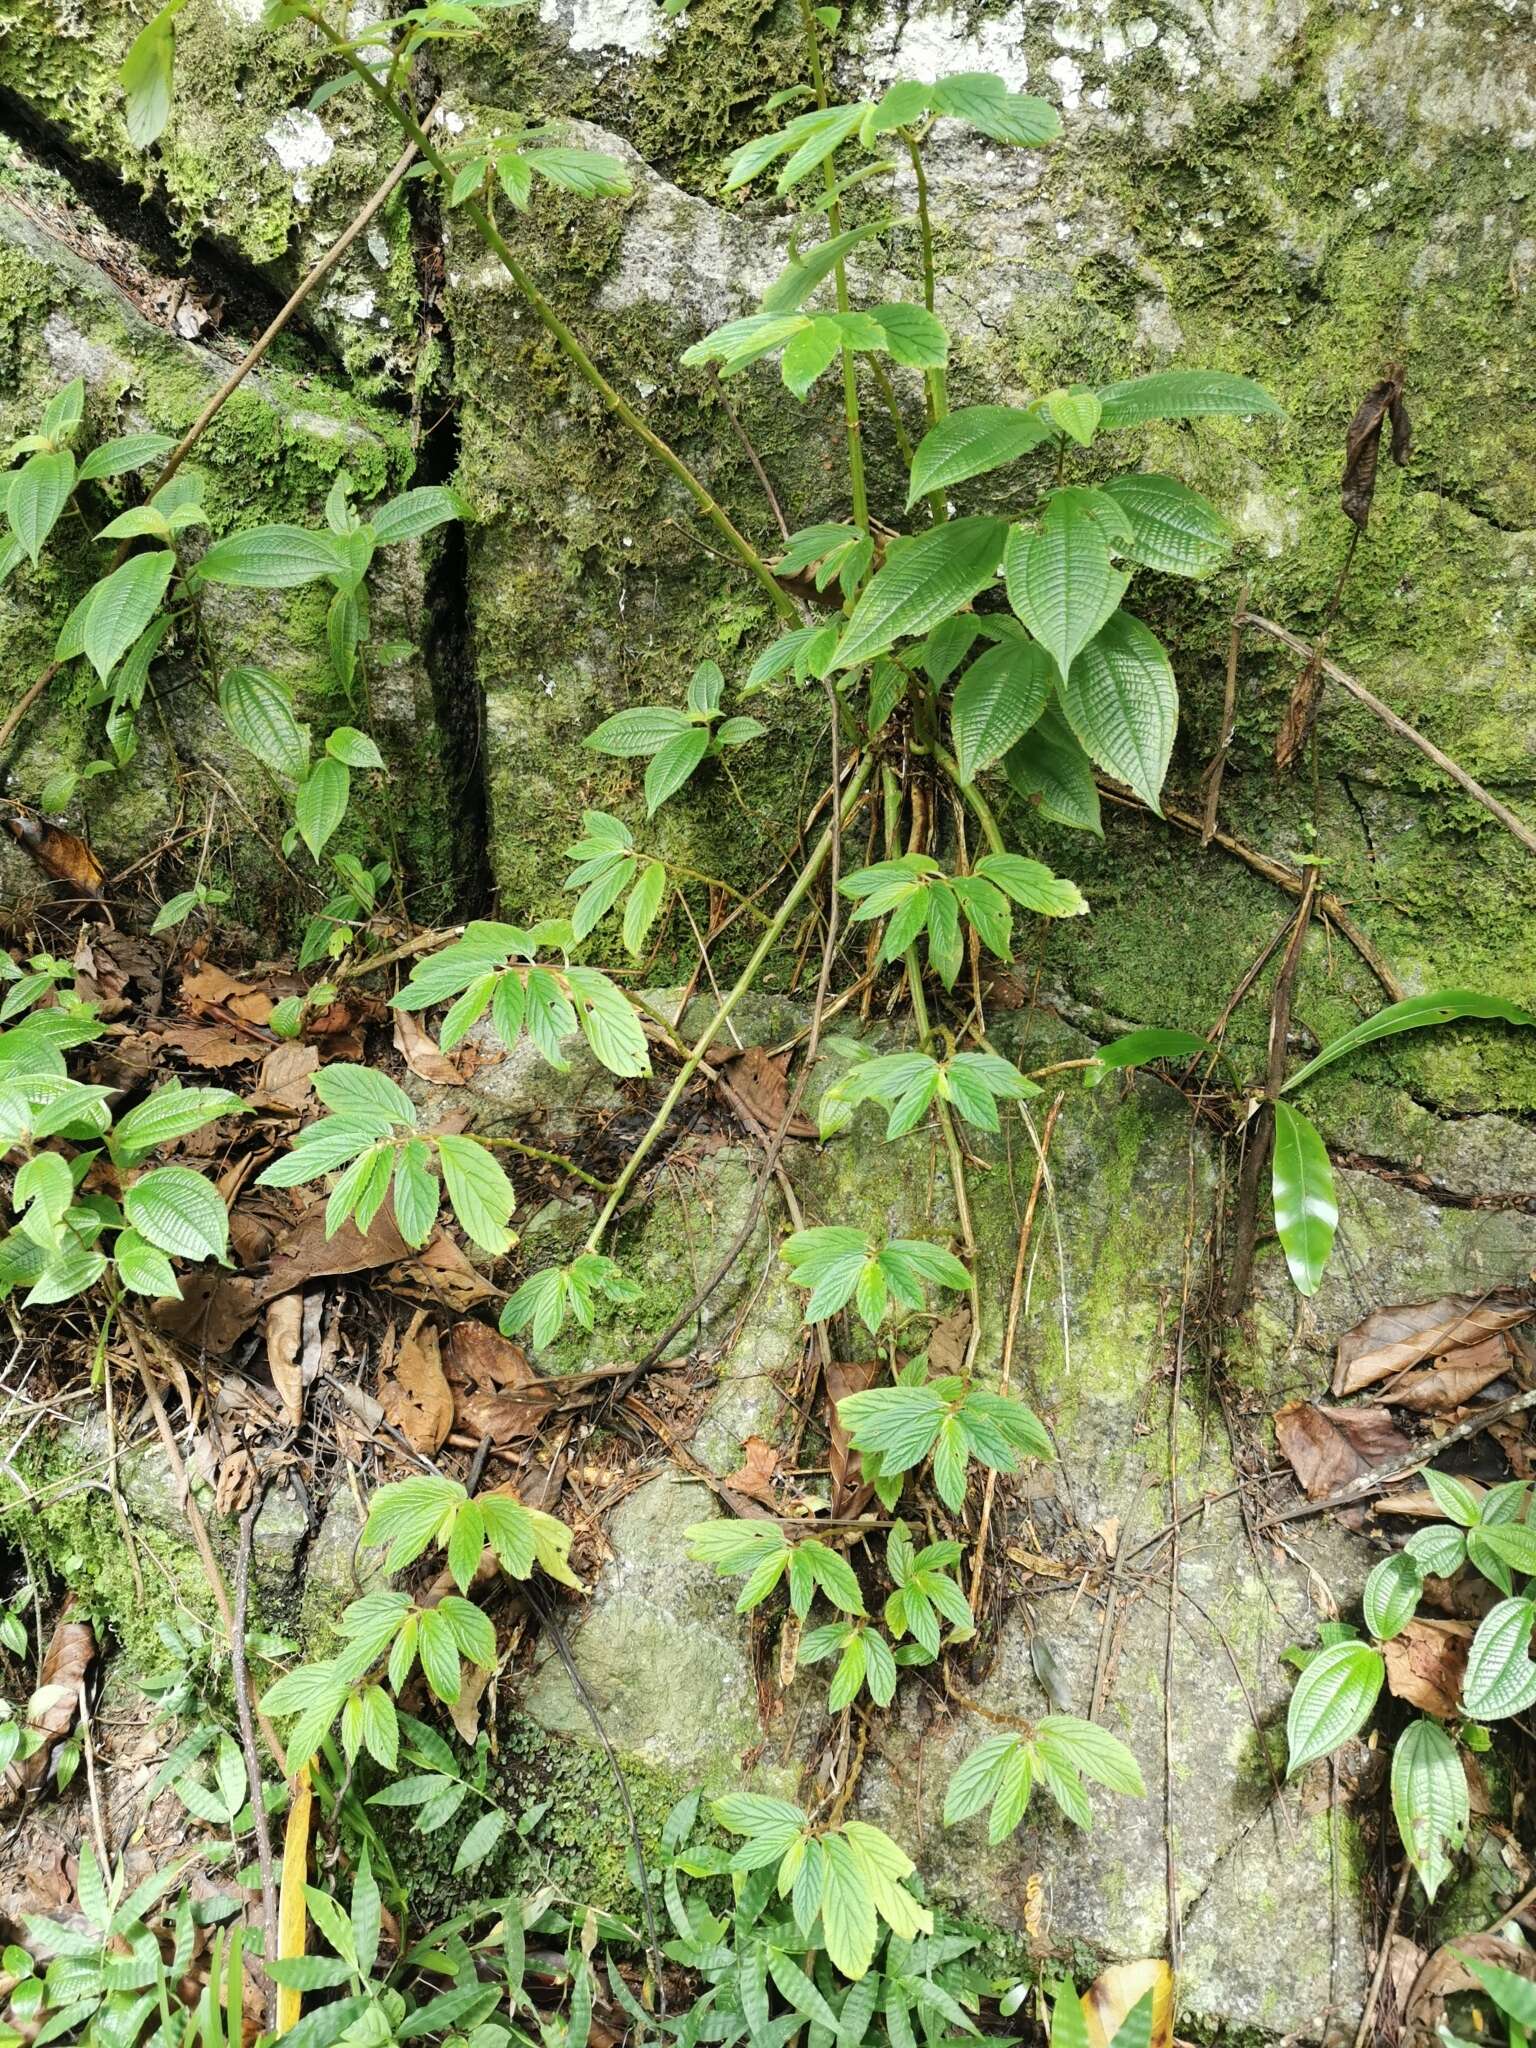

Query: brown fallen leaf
[394,1009,470,1086]
[1405,1934,1536,2048]
[156,1021,265,1069]
[265,1294,305,1428]
[4,814,106,898]
[1274,646,1326,774]
[928,1307,971,1374]
[711,1045,817,1138]
[443,1321,553,1444]
[385,1232,501,1312]
[1382,1617,1472,1719]
[826,1360,879,1517]
[0,1603,96,1811]
[1334,1293,1532,1397]
[725,1436,782,1508]
[254,1041,319,1112]
[152,1271,261,1354]
[1385,1333,1516,1415]
[379,1311,453,1453]
[1274,1400,1411,1499]
[1375,1481,1487,1521]
[1342,363,1411,531]
[1082,1961,1173,2048]
[252,1201,412,1303]
[179,963,273,1025]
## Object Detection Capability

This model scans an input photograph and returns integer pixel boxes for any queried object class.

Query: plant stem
[582,754,873,1252]
[904,132,949,432]
[930,738,1007,856]
[473,1135,613,1191]
[796,0,869,534]
[317,25,797,624]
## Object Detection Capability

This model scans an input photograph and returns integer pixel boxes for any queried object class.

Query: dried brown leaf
[826,1359,879,1517]
[254,1042,319,1112]
[725,1436,782,1508]
[0,1604,96,1811]
[1382,1617,1471,1719]
[1273,1400,1411,1499]
[713,1045,817,1139]
[929,1307,972,1374]
[385,1232,501,1311]
[252,1201,412,1303]
[1334,1292,1532,1397]
[1384,1333,1515,1415]
[1342,364,1410,531]
[4,814,106,896]
[394,1009,470,1086]
[379,1312,454,1453]
[265,1293,305,1428]
[1274,649,1326,773]
[443,1321,553,1445]
[156,1022,264,1069]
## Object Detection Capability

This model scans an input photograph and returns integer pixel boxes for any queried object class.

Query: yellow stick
[276,1763,312,2034]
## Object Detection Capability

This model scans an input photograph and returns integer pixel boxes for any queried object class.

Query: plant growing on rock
[1280,1466,1536,1901]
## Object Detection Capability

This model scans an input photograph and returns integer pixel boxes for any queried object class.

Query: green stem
[583,753,873,1252]
[796,0,868,535]
[905,132,949,433]
[474,1135,614,1192]
[317,24,796,624]
[931,739,1007,857]
[900,944,979,1292]
[866,359,915,469]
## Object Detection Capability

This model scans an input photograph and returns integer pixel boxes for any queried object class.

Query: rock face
[4,0,1536,2036]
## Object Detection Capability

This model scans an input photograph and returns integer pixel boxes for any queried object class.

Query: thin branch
[1239,610,1536,858]
[235,1500,281,2024]
[1200,580,1249,843]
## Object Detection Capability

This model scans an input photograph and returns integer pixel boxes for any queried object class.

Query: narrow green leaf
[1271,1101,1338,1296]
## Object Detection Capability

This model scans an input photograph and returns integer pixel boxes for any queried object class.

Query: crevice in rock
[407,180,492,916]
[1328,1147,1536,1213]
[0,83,297,350]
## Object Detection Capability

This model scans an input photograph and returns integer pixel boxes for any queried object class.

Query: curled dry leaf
[394,1008,471,1086]
[711,1045,818,1139]
[1273,1400,1411,1500]
[252,1200,412,1303]
[1382,1616,1472,1719]
[443,1320,553,1445]
[724,1435,782,1508]
[385,1232,500,1312]
[254,1041,319,1112]
[1274,647,1326,774]
[1333,1292,1532,1398]
[0,1603,96,1812]
[379,1310,454,1454]
[928,1306,972,1375]
[179,962,274,1027]
[1082,1960,1173,2048]
[1341,363,1411,531]
[1386,1332,1516,1416]
[4,813,106,898]
[265,1293,305,1428]
[826,1359,879,1518]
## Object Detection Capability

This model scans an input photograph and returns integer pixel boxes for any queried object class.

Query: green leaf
[370,486,466,545]
[1095,369,1285,430]
[1456,1953,1536,2030]
[1083,1026,1206,1086]
[819,1832,878,1979]
[761,223,885,314]
[1043,389,1101,445]
[392,1139,440,1248]
[313,1063,416,1123]
[906,405,1054,507]
[527,145,631,198]
[77,433,176,483]
[1463,1598,1536,1719]
[1285,1639,1383,1774]
[1004,702,1102,835]
[120,0,185,146]
[82,551,176,683]
[943,1733,1018,1825]
[436,1134,516,1255]
[622,860,667,957]
[565,966,650,1078]
[219,667,309,781]
[1058,609,1176,813]
[833,519,1008,671]
[645,728,711,813]
[867,303,948,368]
[1035,1716,1146,1795]
[453,1806,508,1875]
[111,1083,246,1163]
[114,1227,180,1299]
[197,524,343,588]
[974,851,1088,919]
[1405,1524,1468,1578]
[8,449,75,562]
[325,726,384,770]
[1271,1101,1338,1297]
[123,1165,229,1263]
[1282,990,1536,1094]
[1004,503,1127,683]
[296,757,350,861]
[1363,1553,1423,1641]
[1100,473,1229,577]
[585,706,692,758]
[1390,1718,1466,1903]
[950,640,1052,783]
